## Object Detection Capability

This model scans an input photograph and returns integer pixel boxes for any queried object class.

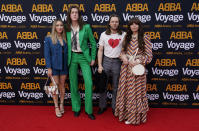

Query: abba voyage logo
[0,1,198,106]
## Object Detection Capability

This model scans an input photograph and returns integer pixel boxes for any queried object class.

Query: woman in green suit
[65,6,97,120]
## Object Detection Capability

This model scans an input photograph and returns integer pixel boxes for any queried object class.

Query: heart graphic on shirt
[108,39,120,48]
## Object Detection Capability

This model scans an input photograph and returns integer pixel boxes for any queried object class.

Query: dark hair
[65,5,85,32]
[123,17,145,52]
[105,14,122,35]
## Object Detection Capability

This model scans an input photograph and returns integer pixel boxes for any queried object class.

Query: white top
[71,26,82,52]
[99,31,126,58]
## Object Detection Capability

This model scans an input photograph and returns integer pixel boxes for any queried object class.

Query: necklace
[132,34,138,40]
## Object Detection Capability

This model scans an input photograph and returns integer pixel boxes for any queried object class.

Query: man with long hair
[97,14,126,115]
[65,6,96,120]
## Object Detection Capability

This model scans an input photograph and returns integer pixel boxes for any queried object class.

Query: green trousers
[69,52,93,114]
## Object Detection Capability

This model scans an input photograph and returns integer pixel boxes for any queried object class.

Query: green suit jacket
[66,24,97,66]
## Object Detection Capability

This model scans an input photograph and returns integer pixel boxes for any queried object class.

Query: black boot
[97,108,107,115]
[74,111,80,117]
[86,113,95,120]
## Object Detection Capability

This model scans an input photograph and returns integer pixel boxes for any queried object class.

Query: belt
[104,56,119,59]
[72,51,83,54]
[110,57,119,59]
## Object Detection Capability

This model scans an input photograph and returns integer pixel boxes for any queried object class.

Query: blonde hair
[48,20,66,45]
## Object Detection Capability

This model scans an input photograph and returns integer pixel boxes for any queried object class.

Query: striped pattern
[115,35,153,125]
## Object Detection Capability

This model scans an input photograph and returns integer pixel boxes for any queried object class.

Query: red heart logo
[108,39,120,48]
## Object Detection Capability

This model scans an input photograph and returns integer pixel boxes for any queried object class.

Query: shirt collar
[71,25,79,32]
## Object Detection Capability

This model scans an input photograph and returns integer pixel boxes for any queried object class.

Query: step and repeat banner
[0,0,199,108]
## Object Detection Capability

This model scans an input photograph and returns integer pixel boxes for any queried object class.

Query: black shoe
[74,111,80,117]
[97,108,107,115]
[87,113,95,120]
[112,109,115,115]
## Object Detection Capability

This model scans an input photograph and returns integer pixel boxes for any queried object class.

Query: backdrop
[0,0,198,108]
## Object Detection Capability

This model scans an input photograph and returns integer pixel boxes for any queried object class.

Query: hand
[123,58,129,65]
[135,59,141,64]
[121,55,128,65]
[98,66,103,73]
[90,60,95,66]
[129,59,140,67]
[120,54,128,64]
[136,55,144,63]
[47,68,52,77]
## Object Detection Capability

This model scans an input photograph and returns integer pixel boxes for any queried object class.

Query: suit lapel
[79,26,85,46]
[67,31,72,66]
[67,31,71,49]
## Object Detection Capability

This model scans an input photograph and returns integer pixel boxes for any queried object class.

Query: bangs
[128,17,141,25]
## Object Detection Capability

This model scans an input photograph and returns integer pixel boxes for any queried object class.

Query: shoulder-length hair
[123,17,145,52]
[65,5,85,32]
[48,19,67,45]
[105,14,122,35]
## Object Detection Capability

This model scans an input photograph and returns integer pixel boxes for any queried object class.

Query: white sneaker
[125,121,131,125]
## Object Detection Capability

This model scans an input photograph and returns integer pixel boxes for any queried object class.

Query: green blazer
[66,24,97,66]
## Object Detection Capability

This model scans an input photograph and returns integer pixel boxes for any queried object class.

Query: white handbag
[127,48,145,76]
[131,64,145,75]
[44,77,58,95]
